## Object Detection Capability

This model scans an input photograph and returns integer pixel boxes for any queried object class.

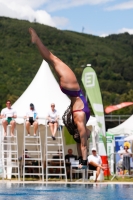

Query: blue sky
[0,0,133,36]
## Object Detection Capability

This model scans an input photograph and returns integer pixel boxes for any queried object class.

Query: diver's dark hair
[62,105,81,143]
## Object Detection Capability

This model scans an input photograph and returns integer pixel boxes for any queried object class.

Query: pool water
[0,183,132,200]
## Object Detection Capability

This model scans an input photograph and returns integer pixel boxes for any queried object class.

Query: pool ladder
[1,125,20,181]
[22,121,44,181]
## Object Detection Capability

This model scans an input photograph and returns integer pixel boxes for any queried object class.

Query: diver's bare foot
[11,133,14,137]
[29,27,38,44]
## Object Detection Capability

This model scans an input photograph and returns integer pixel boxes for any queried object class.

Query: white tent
[107,115,133,135]
[124,135,133,141]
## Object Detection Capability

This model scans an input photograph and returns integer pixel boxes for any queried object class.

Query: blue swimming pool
[0,183,132,200]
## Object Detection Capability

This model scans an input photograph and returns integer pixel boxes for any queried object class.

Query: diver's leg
[29,28,79,90]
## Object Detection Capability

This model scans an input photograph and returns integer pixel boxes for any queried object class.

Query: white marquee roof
[107,115,133,135]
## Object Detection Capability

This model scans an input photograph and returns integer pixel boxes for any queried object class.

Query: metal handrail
[105,115,130,123]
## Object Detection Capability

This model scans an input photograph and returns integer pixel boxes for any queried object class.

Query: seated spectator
[65,149,77,162]
[1,100,17,137]
[88,147,105,182]
[47,103,59,140]
[24,103,38,137]
[65,149,77,179]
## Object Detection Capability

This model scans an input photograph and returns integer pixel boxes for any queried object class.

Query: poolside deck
[0,179,133,184]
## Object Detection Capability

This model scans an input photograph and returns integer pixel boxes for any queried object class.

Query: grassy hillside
[0,17,133,114]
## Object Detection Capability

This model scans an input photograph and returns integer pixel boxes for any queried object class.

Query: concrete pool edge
[0,180,133,184]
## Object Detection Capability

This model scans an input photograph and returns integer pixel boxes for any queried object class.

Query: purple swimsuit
[60,87,90,122]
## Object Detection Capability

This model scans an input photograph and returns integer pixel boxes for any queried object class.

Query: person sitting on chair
[65,148,77,179]
[24,103,38,137]
[65,149,77,161]
[1,100,17,137]
[47,103,59,140]
[88,147,105,182]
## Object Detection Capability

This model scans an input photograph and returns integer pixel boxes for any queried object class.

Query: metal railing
[105,115,130,124]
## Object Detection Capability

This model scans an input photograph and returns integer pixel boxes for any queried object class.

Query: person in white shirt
[47,103,59,140]
[1,100,17,137]
[88,147,105,182]
[24,103,38,137]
